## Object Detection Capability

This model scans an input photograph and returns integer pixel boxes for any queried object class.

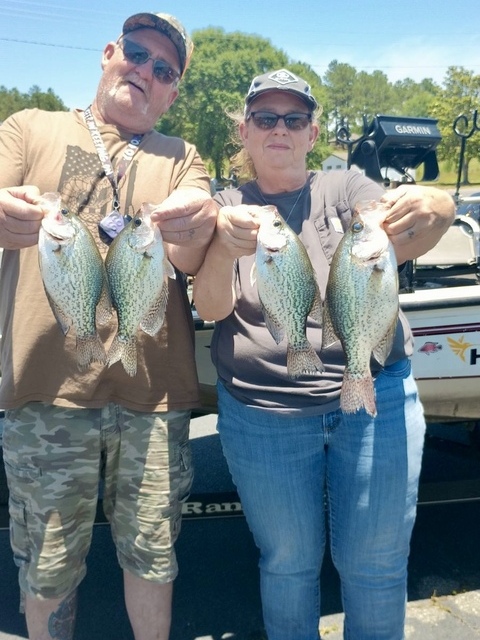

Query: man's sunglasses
[119,39,180,85]
[247,111,312,131]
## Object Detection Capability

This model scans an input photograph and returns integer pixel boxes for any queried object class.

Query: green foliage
[158,28,292,178]
[158,28,328,178]
[167,43,442,178]
[0,85,67,121]
[4,31,480,184]
[428,66,480,184]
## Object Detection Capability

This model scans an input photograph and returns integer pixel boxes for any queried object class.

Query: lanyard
[83,106,143,212]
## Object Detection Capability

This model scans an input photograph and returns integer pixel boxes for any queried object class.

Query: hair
[227,102,320,182]
[227,108,255,181]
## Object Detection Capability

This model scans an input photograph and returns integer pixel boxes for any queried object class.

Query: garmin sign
[395,124,434,135]
[377,116,441,144]
[349,114,442,182]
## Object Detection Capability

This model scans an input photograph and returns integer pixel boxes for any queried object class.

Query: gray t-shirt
[212,170,413,415]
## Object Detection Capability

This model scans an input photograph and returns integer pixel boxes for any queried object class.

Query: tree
[428,66,480,185]
[323,61,357,134]
[352,70,394,123]
[0,85,67,121]
[158,28,327,178]
[323,62,441,144]
[392,78,439,118]
[27,86,67,111]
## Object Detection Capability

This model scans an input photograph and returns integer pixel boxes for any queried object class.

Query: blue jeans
[216,359,426,640]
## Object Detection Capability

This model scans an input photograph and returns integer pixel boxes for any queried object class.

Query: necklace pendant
[98,210,126,239]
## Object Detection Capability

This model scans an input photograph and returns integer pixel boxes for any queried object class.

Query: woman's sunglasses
[119,39,180,85]
[247,111,312,131]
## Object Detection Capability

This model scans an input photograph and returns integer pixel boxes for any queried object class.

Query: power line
[0,36,100,51]
[1,36,474,75]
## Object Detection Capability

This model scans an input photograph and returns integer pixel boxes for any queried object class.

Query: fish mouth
[45,229,73,242]
[41,220,74,242]
[261,240,286,252]
[365,250,383,263]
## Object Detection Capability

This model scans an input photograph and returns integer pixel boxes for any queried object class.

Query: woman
[193,68,455,640]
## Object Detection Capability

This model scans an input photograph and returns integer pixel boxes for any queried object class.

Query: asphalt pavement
[0,413,479,639]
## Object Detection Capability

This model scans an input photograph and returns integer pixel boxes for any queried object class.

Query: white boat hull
[401,284,480,421]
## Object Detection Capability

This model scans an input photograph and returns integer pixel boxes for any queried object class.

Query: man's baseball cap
[245,69,318,111]
[122,13,193,76]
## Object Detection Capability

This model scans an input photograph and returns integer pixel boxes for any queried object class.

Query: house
[322,149,416,184]
[322,153,348,172]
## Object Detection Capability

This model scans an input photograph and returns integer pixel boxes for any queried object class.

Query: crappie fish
[252,205,324,379]
[38,192,112,370]
[105,203,176,376]
[322,200,399,417]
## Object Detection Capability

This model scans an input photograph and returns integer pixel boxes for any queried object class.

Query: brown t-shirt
[212,170,413,415]
[0,108,210,411]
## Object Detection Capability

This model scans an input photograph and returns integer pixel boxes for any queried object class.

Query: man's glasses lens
[121,40,180,85]
[249,111,312,131]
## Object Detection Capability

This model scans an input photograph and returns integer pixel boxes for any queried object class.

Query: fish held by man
[322,199,399,417]
[38,192,112,370]
[252,205,324,379]
[105,202,176,377]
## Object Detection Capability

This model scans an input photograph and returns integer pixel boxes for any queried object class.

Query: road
[0,414,479,639]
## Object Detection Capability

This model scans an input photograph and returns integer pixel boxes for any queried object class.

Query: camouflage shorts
[2,402,193,600]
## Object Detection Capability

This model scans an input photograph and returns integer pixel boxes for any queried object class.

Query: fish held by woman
[322,199,399,417]
[37,192,112,369]
[252,205,324,379]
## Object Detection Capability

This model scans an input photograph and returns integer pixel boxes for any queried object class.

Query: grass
[423,158,480,189]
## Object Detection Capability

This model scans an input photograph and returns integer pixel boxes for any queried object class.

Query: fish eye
[61,208,68,216]
[134,219,142,227]
[352,221,364,233]
[273,220,282,228]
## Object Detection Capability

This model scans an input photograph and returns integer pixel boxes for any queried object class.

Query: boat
[399,211,480,422]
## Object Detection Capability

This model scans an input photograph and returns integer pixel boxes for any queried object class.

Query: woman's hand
[380,185,456,264]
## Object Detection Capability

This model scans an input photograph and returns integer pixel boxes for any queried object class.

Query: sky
[1,0,480,110]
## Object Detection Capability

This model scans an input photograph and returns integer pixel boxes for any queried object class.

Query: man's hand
[150,187,217,248]
[149,187,218,274]
[0,186,46,249]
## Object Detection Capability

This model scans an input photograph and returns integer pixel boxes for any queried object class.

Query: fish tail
[287,343,325,379]
[76,334,107,370]
[341,371,377,417]
[107,335,137,377]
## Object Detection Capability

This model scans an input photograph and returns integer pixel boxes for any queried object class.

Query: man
[0,12,216,640]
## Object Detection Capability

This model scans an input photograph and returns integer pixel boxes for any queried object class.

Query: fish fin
[76,334,107,370]
[107,335,137,377]
[96,276,113,326]
[45,291,71,335]
[287,343,325,379]
[372,316,398,366]
[321,302,338,349]
[140,281,169,336]
[309,286,323,324]
[250,262,256,287]
[261,304,285,345]
[164,258,176,280]
[340,370,377,417]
